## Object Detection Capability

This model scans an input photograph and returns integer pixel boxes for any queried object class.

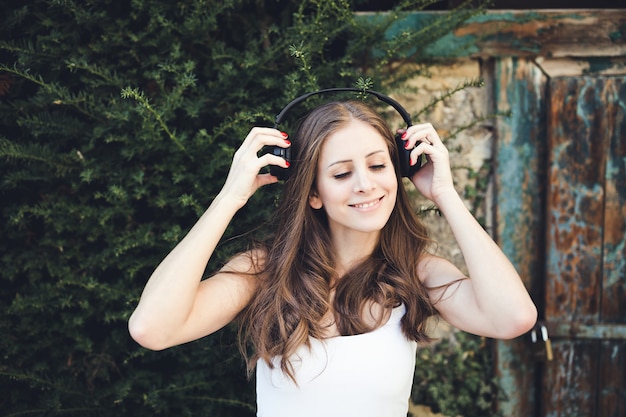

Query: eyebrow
[326,150,386,169]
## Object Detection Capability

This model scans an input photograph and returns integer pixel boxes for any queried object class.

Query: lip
[349,196,384,209]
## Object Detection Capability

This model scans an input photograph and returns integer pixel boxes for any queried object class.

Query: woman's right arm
[128,127,290,350]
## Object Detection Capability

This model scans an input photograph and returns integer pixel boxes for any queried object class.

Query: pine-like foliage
[0,1,487,415]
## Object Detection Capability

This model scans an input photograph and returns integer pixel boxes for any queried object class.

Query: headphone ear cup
[395,133,422,178]
[266,145,292,180]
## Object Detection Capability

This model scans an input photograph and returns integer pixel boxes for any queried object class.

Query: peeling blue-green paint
[494,57,547,417]
[365,12,484,58]
[496,59,546,273]
[609,30,623,42]
[584,58,626,76]
[358,10,626,60]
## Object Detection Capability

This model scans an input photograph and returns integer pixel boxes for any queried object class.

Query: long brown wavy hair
[238,100,436,382]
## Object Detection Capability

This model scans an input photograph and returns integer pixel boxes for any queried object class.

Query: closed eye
[333,172,351,180]
[334,164,386,179]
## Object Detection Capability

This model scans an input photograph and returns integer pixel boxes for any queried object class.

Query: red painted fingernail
[281,132,289,138]
[401,132,408,139]
[285,161,290,167]
[284,139,291,145]
[404,141,411,149]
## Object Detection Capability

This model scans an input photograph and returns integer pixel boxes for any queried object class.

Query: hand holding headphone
[221,127,290,207]
[400,122,455,204]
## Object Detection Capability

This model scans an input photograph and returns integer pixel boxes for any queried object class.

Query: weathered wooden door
[439,9,626,416]
[542,73,626,416]
[494,59,626,416]
[541,70,626,417]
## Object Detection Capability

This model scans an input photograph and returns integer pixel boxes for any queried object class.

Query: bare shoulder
[219,248,266,275]
[416,252,466,288]
[183,249,266,338]
[201,248,266,302]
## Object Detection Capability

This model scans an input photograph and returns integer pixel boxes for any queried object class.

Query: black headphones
[266,88,422,180]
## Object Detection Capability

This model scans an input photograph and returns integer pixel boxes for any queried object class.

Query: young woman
[128,100,537,417]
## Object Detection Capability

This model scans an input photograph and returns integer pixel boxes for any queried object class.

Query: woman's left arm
[401,124,537,339]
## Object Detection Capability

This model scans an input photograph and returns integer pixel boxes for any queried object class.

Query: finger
[403,130,432,153]
[244,126,287,141]
[257,152,291,169]
[415,125,444,147]
[408,122,435,133]
[256,172,280,187]
[242,127,290,151]
[409,141,443,166]
[409,142,429,166]
[402,123,442,149]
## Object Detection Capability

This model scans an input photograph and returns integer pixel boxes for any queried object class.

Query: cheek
[385,173,399,194]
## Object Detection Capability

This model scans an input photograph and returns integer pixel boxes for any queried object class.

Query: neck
[331,230,380,276]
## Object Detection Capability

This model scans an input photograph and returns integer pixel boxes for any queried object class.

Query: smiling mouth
[350,196,383,209]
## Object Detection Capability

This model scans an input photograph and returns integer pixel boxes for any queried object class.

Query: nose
[353,167,375,193]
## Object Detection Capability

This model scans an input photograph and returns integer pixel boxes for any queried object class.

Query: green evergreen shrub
[412,331,504,417]
[0,1,494,415]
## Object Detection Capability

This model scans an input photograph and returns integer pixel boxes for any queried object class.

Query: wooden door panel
[543,81,603,412]
[546,77,609,324]
[598,79,626,417]
[494,57,548,417]
[543,76,626,417]
[598,341,626,417]
[542,340,599,417]
[601,80,626,323]
[543,339,626,417]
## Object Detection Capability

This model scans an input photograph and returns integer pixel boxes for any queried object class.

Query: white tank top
[256,304,417,417]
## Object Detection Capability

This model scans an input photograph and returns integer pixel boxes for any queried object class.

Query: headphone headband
[274,88,413,127]
[267,88,421,180]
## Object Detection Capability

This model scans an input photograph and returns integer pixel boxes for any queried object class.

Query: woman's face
[309,119,398,241]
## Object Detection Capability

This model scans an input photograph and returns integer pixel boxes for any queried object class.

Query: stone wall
[393,58,493,276]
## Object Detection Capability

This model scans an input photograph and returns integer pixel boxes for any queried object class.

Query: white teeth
[353,199,379,208]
